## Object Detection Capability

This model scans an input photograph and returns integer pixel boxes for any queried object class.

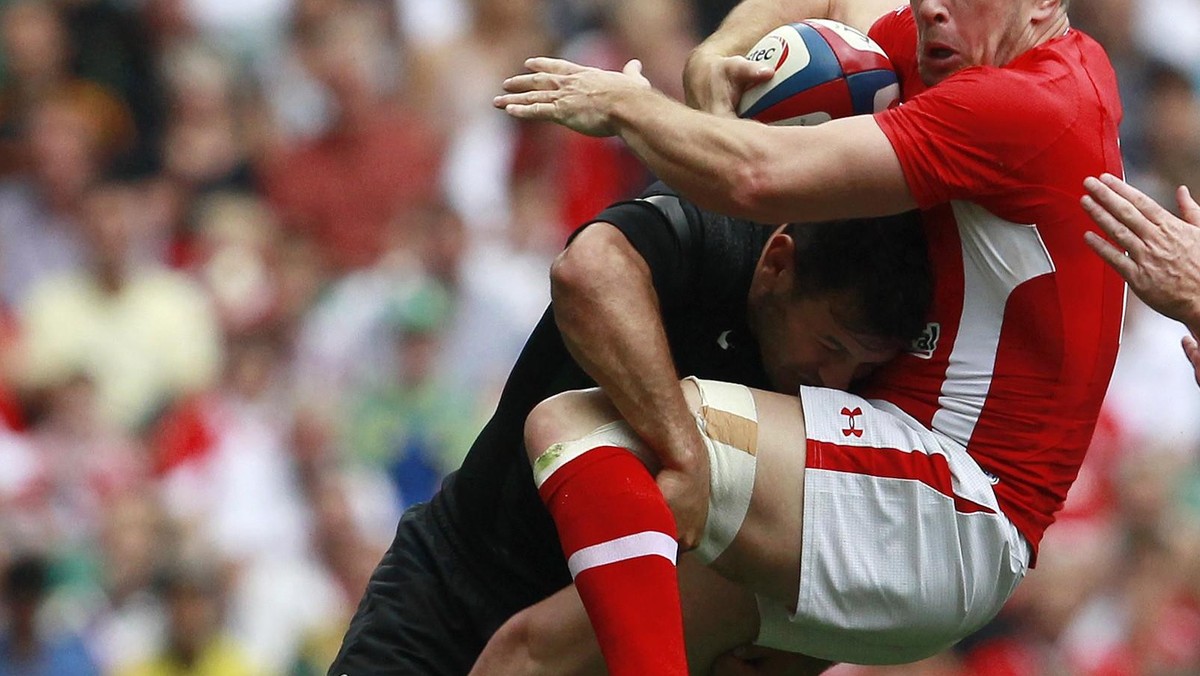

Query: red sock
[538,445,687,676]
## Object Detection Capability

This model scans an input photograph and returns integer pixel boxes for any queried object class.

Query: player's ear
[1031,0,1063,22]
[760,230,797,288]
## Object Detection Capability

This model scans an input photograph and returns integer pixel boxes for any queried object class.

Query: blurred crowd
[0,0,1196,674]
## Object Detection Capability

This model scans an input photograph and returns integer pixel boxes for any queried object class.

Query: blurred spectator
[1135,0,1200,85]
[0,2,126,174]
[185,192,280,332]
[154,332,308,566]
[394,0,469,53]
[16,178,222,432]
[85,494,172,674]
[0,0,69,176]
[1053,455,1200,674]
[1135,63,1200,207]
[284,477,385,673]
[1103,298,1200,466]
[0,86,126,307]
[411,0,550,238]
[115,557,255,676]
[951,521,1120,675]
[57,0,168,175]
[6,374,146,553]
[252,0,337,146]
[289,233,429,404]
[226,474,384,675]
[259,4,443,273]
[342,278,480,502]
[179,0,290,64]
[418,186,553,397]
[0,421,38,544]
[1094,66,1200,481]
[139,0,198,55]
[172,385,396,674]
[265,233,326,340]
[0,554,101,676]
[148,43,259,271]
[159,42,254,196]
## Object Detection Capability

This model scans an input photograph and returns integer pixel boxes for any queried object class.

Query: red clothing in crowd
[261,107,443,272]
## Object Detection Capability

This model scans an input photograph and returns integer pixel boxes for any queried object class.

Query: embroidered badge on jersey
[909,322,940,359]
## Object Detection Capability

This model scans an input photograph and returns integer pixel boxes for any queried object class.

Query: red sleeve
[874,67,1079,209]
[868,6,918,78]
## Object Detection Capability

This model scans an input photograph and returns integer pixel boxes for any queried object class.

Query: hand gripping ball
[738,19,900,126]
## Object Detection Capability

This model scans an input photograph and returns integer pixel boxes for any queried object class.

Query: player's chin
[916,57,960,86]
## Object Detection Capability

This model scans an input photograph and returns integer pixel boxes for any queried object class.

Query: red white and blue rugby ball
[738,20,899,126]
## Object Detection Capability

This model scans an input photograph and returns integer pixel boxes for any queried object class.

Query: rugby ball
[738,20,900,126]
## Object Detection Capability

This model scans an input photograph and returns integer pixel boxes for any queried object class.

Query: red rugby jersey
[863,7,1126,556]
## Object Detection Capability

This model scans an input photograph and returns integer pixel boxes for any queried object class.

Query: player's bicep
[558,223,653,286]
[762,114,915,222]
[566,206,693,310]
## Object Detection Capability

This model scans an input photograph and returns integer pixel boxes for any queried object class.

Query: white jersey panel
[932,201,1056,446]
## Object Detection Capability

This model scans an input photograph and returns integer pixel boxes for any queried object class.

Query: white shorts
[694,381,1030,665]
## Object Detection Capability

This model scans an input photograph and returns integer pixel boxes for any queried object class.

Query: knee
[524,388,618,463]
[478,608,576,676]
[475,612,536,675]
[524,392,577,463]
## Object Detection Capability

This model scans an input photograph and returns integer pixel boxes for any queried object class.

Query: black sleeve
[567,182,776,313]
[564,182,693,311]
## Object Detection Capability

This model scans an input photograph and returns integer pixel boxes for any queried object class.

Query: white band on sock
[566,530,679,578]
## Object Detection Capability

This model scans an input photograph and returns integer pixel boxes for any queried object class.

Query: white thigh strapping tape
[687,377,760,565]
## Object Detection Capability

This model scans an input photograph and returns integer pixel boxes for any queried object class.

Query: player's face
[911,0,1041,85]
[751,290,901,394]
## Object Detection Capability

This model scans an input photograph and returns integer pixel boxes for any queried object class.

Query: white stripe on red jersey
[932,201,1057,446]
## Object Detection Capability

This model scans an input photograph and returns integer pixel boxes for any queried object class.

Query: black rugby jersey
[436,184,775,611]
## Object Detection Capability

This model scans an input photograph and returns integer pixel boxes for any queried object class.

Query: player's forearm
[551,226,705,471]
[609,90,911,223]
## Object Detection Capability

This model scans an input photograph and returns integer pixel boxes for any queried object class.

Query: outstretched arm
[494,59,913,224]
[1082,174,1200,386]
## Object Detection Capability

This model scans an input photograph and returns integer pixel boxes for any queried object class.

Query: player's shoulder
[632,182,735,246]
[867,5,914,39]
[923,56,1082,132]
[628,182,772,261]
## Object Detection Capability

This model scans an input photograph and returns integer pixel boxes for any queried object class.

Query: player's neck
[1033,14,1071,46]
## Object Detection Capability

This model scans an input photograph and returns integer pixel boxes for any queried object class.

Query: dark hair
[785,211,932,343]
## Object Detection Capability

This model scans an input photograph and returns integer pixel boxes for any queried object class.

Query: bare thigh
[682,380,808,608]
